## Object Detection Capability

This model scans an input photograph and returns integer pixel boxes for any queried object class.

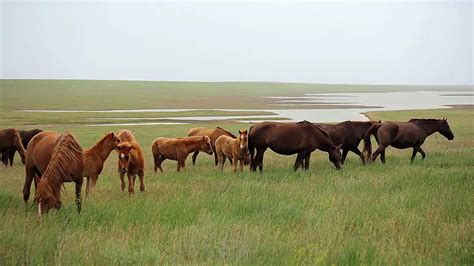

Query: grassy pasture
[0,80,472,264]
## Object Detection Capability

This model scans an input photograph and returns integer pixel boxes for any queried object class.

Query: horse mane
[409,118,442,123]
[216,127,237,138]
[35,132,84,207]
[87,133,113,151]
[298,120,330,138]
[11,128,26,156]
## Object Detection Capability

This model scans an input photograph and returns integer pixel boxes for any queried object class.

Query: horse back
[116,129,136,142]
[26,131,61,174]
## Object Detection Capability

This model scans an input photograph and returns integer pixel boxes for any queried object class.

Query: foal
[215,130,249,173]
[152,136,213,172]
[116,130,145,194]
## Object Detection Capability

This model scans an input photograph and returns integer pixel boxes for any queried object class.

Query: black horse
[2,129,42,166]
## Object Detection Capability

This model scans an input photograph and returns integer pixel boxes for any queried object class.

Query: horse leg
[214,150,219,166]
[192,151,199,165]
[410,148,418,163]
[304,152,311,170]
[351,147,365,165]
[23,166,36,203]
[233,156,238,173]
[8,150,15,166]
[120,172,126,192]
[138,170,145,192]
[156,156,165,173]
[127,172,134,195]
[255,148,266,172]
[380,150,386,164]
[371,144,388,163]
[341,149,349,165]
[75,178,83,213]
[293,152,305,171]
[239,158,244,172]
[418,147,426,160]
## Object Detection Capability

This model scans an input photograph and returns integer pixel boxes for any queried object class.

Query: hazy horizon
[1,1,473,85]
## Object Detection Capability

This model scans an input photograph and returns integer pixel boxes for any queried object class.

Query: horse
[2,129,42,166]
[248,121,342,172]
[315,121,379,165]
[116,130,145,194]
[152,136,213,173]
[23,131,121,205]
[187,127,236,165]
[0,128,26,166]
[83,132,121,195]
[363,118,454,163]
[23,131,85,216]
[215,130,250,173]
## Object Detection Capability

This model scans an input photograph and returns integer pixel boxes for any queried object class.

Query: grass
[0,80,473,264]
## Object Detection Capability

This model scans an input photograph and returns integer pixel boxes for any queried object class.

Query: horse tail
[363,123,381,163]
[35,132,84,212]
[12,128,27,163]
[151,142,160,173]
[248,125,256,166]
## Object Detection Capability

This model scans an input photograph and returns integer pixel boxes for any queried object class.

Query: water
[19,90,473,125]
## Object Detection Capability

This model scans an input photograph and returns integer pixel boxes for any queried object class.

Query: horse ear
[238,130,242,135]
[243,130,247,134]
[202,136,206,140]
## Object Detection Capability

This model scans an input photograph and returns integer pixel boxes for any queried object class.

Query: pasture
[0,80,472,264]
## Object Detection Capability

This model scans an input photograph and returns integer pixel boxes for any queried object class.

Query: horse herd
[0,118,454,217]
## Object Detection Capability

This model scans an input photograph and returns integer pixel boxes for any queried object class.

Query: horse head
[439,118,454,140]
[328,144,343,170]
[238,130,248,150]
[117,142,134,174]
[200,136,213,155]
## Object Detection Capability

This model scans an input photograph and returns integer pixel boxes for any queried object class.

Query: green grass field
[0,80,472,264]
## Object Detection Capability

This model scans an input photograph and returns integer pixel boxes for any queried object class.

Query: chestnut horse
[23,131,121,204]
[24,131,85,216]
[363,118,454,163]
[187,127,236,165]
[249,121,342,172]
[2,129,42,166]
[315,121,379,165]
[116,130,145,194]
[152,136,213,172]
[215,130,249,173]
[0,128,26,166]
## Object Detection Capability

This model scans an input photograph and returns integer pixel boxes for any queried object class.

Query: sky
[1,1,472,85]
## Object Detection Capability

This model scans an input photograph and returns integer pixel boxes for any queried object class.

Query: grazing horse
[248,121,342,172]
[152,136,213,173]
[23,131,121,204]
[215,130,250,173]
[315,121,379,165]
[0,128,26,166]
[187,127,236,165]
[363,118,454,163]
[24,131,85,216]
[116,130,145,194]
[2,129,42,166]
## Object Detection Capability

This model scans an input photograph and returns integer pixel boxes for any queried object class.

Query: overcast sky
[1,1,472,85]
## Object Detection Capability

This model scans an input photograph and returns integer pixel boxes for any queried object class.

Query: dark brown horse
[315,121,379,165]
[248,121,342,172]
[2,129,42,166]
[24,131,85,216]
[0,128,26,166]
[363,118,454,163]
[187,127,236,165]
[116,130,145,194]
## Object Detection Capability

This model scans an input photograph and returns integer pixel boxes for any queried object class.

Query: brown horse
[83,132,121,194]
[0,128,26,166]
[315,121,379,165]
[23,131,121,205]
[152,136,213,172]
[24,131,85,216]
[116,130,145,194]
[363,118,454,163]
[248,121,342,172]
[215,130,250,173]
[187,127,236,165]
[2,129,42,166]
